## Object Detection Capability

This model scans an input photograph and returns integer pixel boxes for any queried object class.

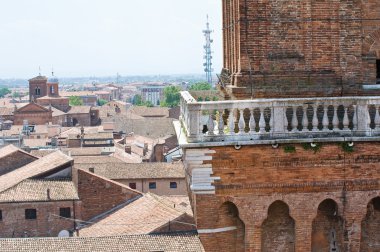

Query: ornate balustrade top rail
[179,91,380,144]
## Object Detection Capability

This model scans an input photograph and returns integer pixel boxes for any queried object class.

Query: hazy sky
[0,0,222,78]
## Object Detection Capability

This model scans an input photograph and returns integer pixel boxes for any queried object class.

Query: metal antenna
[39,66,41,76]
[203,15,214,85]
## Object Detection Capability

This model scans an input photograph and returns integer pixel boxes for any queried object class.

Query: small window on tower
[51,85,55,94]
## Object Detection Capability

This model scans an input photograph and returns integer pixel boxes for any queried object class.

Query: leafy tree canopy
[0,87,11,98]
[189,82,212,91]
[161,86,181,108]
[69,96,83,106]
[97,99,108,106]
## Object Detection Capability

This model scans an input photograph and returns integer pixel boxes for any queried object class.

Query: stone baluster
[228,109,235,135]
[312,105,319,131]
[332,105,339,130]
[269,108,273,133]
[368,106,372,130]
[259,108,266,133]
[343,106,349,130]
[286,108,292,132]
[352,105,357,131]
[238,109,245,134]
[207,110,215,135]
[302,106,309,132]
[218,110,224,135]
[249,108,256,134]
[322,105,329,131]
[292,106,298,132]
[375,106,380,131]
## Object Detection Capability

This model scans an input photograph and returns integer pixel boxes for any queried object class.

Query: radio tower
[203,15,214,85]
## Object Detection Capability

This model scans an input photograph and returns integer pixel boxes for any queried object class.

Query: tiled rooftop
[0,151,73,193]
[78,193,194,237]
[0,179,79,203]
[75,162,185,180]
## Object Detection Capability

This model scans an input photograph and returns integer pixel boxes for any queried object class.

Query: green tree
[133,94,143,105]
[0,87,11,98]
[161,86,181,108]
[69,96,83,106]
[12,91,21,99]
[97,99,108,106]
[189,82,212,91]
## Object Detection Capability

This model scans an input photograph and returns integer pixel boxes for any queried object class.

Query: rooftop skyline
[0,0,222,79]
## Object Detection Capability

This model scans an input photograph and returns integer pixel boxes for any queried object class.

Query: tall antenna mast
[203,15,214,85]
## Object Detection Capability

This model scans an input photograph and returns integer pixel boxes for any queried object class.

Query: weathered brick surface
[0,201,80,238]
[222,0,380,99]
[77,169,141,221]
[190,142,380,251]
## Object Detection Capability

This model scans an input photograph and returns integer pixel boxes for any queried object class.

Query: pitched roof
[0,107,14,116]
[0,144,37,160]
[129,106,169,118]
[0,151,73,193]
[75,162,185,180]
[28,75,48,81]
[72,155,124,164]
[23,138,49,148]
[0,179,79,203]
[79,193,194,237]
[0,234,204,252]
[61,147,114,156]
[15,102,50,113]
[114,117,176,139]
[67,106,92,114]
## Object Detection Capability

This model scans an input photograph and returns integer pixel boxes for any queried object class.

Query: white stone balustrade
[179,91,380,144]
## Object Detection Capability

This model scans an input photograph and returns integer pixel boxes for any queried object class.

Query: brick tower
[219,0,380,99]
[176,1,380,251]
[29,75,47,102]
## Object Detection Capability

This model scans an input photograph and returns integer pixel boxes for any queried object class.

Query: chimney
[143,143,148,156]
[125,145,131,154]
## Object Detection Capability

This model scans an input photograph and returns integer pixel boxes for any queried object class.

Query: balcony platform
[176,91,380,148]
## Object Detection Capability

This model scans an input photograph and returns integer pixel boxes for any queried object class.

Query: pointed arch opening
[215,201,245,252]
[262,200,295,252]
[360,197,380,251]
[312,199,344,252]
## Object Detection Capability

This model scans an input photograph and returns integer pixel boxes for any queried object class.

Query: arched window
[35,87,41,96]
[50,85,55,94]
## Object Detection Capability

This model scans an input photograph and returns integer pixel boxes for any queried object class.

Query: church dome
[47,74,59,84]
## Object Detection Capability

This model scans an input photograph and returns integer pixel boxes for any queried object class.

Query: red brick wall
[76,169,141,221]
[13,111,52,125]
[222,0,380,99]
[190,142,380,251]
[0,201,79,238]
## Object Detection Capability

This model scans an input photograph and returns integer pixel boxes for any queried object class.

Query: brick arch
[261,200,295,252]
[363,29,380,58]
[360,196,380,251]
[311,199,344,252]
[215,201,245,252]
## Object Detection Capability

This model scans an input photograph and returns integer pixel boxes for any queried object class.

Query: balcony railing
[179,91,380,144]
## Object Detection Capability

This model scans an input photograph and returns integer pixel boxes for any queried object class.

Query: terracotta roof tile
[79,193,194,237]
[75,162,185,180]
[0,151,73,193]
[0,234,205,252]
[0,179,79,203]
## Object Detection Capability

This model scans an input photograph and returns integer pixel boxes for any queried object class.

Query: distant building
[139,85,165,106]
